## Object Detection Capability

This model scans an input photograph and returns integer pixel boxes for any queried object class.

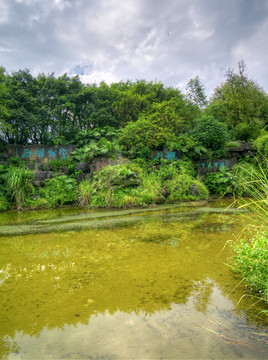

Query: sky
[1,0,268,97]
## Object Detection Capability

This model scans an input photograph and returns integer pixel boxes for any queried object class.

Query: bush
[164,173,208,202]
[191,115,228,151]
[204,168,241,196]
[40,175,78,207]
[0,194,10,211]
[89,165,142,207]
[232,232,268,297]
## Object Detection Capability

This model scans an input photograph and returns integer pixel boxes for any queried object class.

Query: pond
[0,201,267,359]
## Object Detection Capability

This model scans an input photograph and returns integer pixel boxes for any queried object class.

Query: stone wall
[5,144,76,162]
[0,143,257,187]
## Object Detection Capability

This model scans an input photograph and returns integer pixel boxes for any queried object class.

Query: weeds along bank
[230,158,268,309]
[0,142,266,212]
[0,157,209,211]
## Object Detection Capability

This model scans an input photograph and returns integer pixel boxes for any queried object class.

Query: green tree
[207,61,268,141]
[121,98,191,155]
[186,76,207,108]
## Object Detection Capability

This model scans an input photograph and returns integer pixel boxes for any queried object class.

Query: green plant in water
[232,232,268,298]
[231,157,268,307]
[5,166,34,210]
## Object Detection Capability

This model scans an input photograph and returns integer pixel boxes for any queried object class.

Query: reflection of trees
[0,209,266,358]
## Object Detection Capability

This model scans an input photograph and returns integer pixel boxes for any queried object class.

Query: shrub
[232,232,268,297]
[204,168,241,196]
[191,115,228,151]
[0,194,10,211]
[41,175,78,207]
[89,165,142,207]
[164,173,209,202]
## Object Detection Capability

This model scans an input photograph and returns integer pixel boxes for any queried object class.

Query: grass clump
[231,157,268,304]
[5,166,34,210]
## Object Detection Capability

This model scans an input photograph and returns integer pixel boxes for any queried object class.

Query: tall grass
[78,179,92,207]
[232,157,268,304]
[6,166,34,210]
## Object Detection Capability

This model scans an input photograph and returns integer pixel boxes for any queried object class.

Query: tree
[0,67,11,141]
[207,61,268,141]
[186,76,207,108]
[121,98,190,155]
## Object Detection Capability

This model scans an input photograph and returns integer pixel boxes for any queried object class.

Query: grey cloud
[0,0,268,96]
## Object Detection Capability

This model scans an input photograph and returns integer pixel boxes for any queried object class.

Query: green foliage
[121,98,193,157]
[232,232,268,297]
[208,61,268,141]
[164,173,208,202]
[71,138,120,162]
[254,134,268,154]
[191,115,228,151]
[169,135,208,160]
[204,168,241,196]
[89,165,141,207]
[48,158,70,171]
[40,175,77,207]
[234,157,268,226]
[0,164,10,211]
[5,166,34,210]
[75,126,120,147]
[0,194,10,211]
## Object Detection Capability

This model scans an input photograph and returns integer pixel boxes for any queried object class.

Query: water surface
[0,202,267,359]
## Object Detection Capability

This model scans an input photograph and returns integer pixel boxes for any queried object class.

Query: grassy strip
[36,204,194,225]
[0,206,242,237]
[37,205,241,225]
[0,215,146,236]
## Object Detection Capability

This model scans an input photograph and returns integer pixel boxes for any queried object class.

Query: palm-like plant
[6,166,34,210]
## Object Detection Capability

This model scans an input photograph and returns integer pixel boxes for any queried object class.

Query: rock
[190,184,199,196]
[40,163,53,171]
[76,162,90,172]
[35,171,54,182]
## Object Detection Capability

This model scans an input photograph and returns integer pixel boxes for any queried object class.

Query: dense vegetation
[0,61,267,305]
[1,60,268,212]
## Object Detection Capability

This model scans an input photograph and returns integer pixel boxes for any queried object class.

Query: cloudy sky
[1,0,268,96]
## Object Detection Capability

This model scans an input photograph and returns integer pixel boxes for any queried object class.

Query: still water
[0,201,267,359]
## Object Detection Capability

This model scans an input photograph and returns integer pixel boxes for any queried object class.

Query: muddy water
[0,202,267,359]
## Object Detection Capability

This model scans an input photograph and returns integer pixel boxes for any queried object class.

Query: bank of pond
[0,200,267,359]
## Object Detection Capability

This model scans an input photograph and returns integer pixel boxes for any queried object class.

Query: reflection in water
[0,206,267,359]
